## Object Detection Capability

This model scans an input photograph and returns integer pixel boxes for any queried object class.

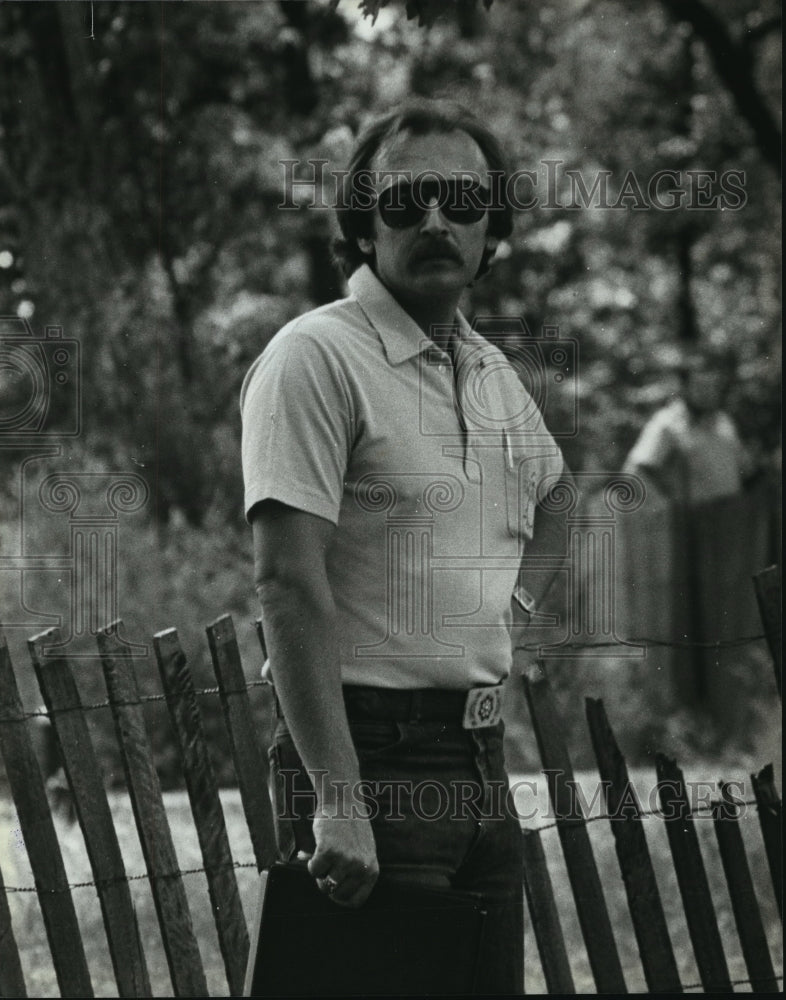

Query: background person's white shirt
[624,398,745,505]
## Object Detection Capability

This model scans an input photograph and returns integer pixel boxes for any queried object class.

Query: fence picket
[712,784,778,992]
[750,764,782,918]
[521,828,575,995]
[585,698,682,993]
[28,629,151,998]
[522,663,627,994]
[154,628,249,997]
[0,626,93,997]
[752,564,781,696]
[205,615,277,871]
[254,617,267,660]
[97,623,208,998]
[0,858,27,998]
[655,753,731,993]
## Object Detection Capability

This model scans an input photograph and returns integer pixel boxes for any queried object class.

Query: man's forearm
[258,577,361,810]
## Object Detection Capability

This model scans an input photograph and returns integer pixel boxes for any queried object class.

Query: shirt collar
[347,264,474,365]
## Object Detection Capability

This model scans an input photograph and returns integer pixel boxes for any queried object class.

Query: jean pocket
[268,739,322,860]
[349,719,405,759]
[267,742,298,861]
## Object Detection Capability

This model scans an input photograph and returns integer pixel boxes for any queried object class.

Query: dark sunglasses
[377,179,490,229]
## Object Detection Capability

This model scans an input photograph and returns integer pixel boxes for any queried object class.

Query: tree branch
[659,0,781,177]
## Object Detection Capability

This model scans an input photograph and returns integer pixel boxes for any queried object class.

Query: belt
[275,684,504,730]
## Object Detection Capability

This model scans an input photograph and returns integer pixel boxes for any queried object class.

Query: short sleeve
[241,326,353,524]
[510,370,564,502]
[624,407,675,473]
[716,411,743,451]
[529,410,565,503]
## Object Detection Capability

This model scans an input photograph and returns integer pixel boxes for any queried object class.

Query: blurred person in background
[623,346,751,505]
[622,344,766,709]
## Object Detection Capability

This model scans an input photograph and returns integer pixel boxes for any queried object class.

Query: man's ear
[357,237,375,256]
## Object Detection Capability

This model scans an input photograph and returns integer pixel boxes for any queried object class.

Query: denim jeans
[268,706,524,995]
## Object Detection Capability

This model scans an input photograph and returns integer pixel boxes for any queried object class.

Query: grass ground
[1,769,781,996]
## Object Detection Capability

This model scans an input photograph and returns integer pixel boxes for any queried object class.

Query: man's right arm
[251,499,379,907]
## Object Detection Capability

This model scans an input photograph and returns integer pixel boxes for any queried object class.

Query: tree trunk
[659,0,781,176]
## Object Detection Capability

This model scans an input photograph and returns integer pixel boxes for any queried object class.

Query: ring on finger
[322,876,339,894]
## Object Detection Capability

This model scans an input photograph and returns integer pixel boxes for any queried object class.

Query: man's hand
[308,812,380,908]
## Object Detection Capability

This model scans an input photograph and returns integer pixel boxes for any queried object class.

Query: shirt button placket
[458,353,481,483]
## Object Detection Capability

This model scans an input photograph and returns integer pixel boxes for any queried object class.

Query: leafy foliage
[344,0,494,29]
[0,0,780,767]
[1,1,779,517]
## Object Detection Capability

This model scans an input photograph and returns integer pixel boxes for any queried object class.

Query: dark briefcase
[243,862,487,996]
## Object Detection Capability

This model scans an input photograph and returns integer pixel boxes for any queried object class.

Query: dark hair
[676,344,737,381]
[332,97,514,279]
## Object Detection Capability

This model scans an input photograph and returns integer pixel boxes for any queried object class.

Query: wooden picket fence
[0,586,782,996]
[611,483,780,723]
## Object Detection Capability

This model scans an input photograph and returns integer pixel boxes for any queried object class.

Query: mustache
[411,239,463,264]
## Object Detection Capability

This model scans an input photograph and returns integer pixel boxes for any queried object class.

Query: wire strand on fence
[4,804,781,994]
[1,630,769,723]
[4,680,273,722]
[3,860,259,894]
[4,862,782,996]
[519,798,760,835]
[514,632,768,652]
[3,870,782,994]
[0,799,763,894]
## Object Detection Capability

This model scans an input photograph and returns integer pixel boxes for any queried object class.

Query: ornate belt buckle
[462,685,503,729]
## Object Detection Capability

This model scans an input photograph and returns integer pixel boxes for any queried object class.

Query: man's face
[686,369,727,413]
[361,129,494,306]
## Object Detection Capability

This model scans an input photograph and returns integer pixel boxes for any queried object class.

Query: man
[241,98,569,994]
[623,346,751,707]
[623,347,748,505]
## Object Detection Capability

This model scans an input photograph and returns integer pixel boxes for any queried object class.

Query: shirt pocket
[503,428,538,540]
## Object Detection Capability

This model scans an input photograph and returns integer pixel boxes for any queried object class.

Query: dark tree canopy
[0,0,780,522]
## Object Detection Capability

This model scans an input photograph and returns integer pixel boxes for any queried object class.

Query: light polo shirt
[624,398,744,504]
[241,264,563,689]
